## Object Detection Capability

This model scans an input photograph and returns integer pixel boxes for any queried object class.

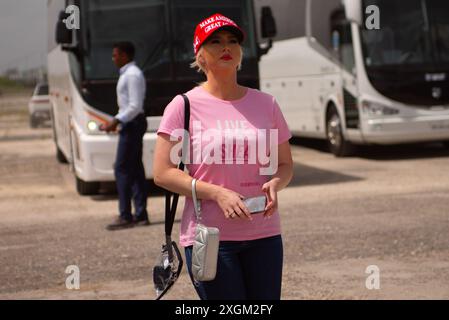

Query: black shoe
[134,217,150,227]
[106,217,134,231]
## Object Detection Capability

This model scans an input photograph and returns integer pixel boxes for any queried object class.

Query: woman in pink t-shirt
[153,13,293,300]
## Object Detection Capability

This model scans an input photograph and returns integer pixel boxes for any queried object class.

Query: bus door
[331,12,360,131]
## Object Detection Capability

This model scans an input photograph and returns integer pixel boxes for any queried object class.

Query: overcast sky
[0,0,47,74]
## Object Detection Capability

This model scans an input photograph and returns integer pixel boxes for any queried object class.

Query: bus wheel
[56,146,68,163]
[326,107,354,157]
[76,176,100,195]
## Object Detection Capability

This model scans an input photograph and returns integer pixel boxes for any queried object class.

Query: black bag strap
[165,94,190,238]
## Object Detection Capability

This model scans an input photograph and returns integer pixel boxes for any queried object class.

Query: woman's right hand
[213,187,252,221]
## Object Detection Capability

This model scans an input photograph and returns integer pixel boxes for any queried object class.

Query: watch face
[243,196,267,214]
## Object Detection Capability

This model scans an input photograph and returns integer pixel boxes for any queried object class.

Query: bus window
[427,0,449,64]
[36,84,49,96]
[361,0,434,67]
[331,9,355,73]
[82,0,169,80]
[310,0,342,52]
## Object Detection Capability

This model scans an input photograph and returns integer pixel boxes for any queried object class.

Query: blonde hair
[190,46,243,73]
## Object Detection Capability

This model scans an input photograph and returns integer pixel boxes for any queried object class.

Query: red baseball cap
[193,13,245,55]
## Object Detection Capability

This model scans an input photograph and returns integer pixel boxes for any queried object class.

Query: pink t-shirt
[157,86,292,247]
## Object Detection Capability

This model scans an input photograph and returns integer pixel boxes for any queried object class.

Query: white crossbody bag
[191,178,220,282]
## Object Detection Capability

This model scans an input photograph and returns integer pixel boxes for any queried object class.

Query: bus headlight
[87,120,99,132]
[361,100,399,116]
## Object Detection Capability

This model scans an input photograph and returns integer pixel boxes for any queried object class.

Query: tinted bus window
[82,0,169,80]
[37,84,49,95]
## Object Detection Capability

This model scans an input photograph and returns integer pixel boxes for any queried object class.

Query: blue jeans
[114,114,148,221]
[185,235,283,300]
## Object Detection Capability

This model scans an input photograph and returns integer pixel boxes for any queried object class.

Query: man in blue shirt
[101,42,149,230]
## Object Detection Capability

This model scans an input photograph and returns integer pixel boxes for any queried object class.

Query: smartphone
[242,196,267,214]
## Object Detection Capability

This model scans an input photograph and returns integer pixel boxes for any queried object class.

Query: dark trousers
[185,235,283,300]
[114,114,148,221]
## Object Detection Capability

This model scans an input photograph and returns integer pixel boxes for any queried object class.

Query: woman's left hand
[261,178,280,218]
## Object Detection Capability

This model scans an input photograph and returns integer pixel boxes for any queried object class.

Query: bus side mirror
[55,11,72,45]
[343,0,362,25]
[261,6,277,38]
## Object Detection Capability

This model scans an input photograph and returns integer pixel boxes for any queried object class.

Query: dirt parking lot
[1,91,448,300]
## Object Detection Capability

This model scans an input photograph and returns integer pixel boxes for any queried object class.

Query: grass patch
[0,77,32,95]
[0,77,24,88]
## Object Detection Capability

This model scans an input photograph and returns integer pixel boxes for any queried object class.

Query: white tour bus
[47,0,277,194]
[260,0,449,156]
